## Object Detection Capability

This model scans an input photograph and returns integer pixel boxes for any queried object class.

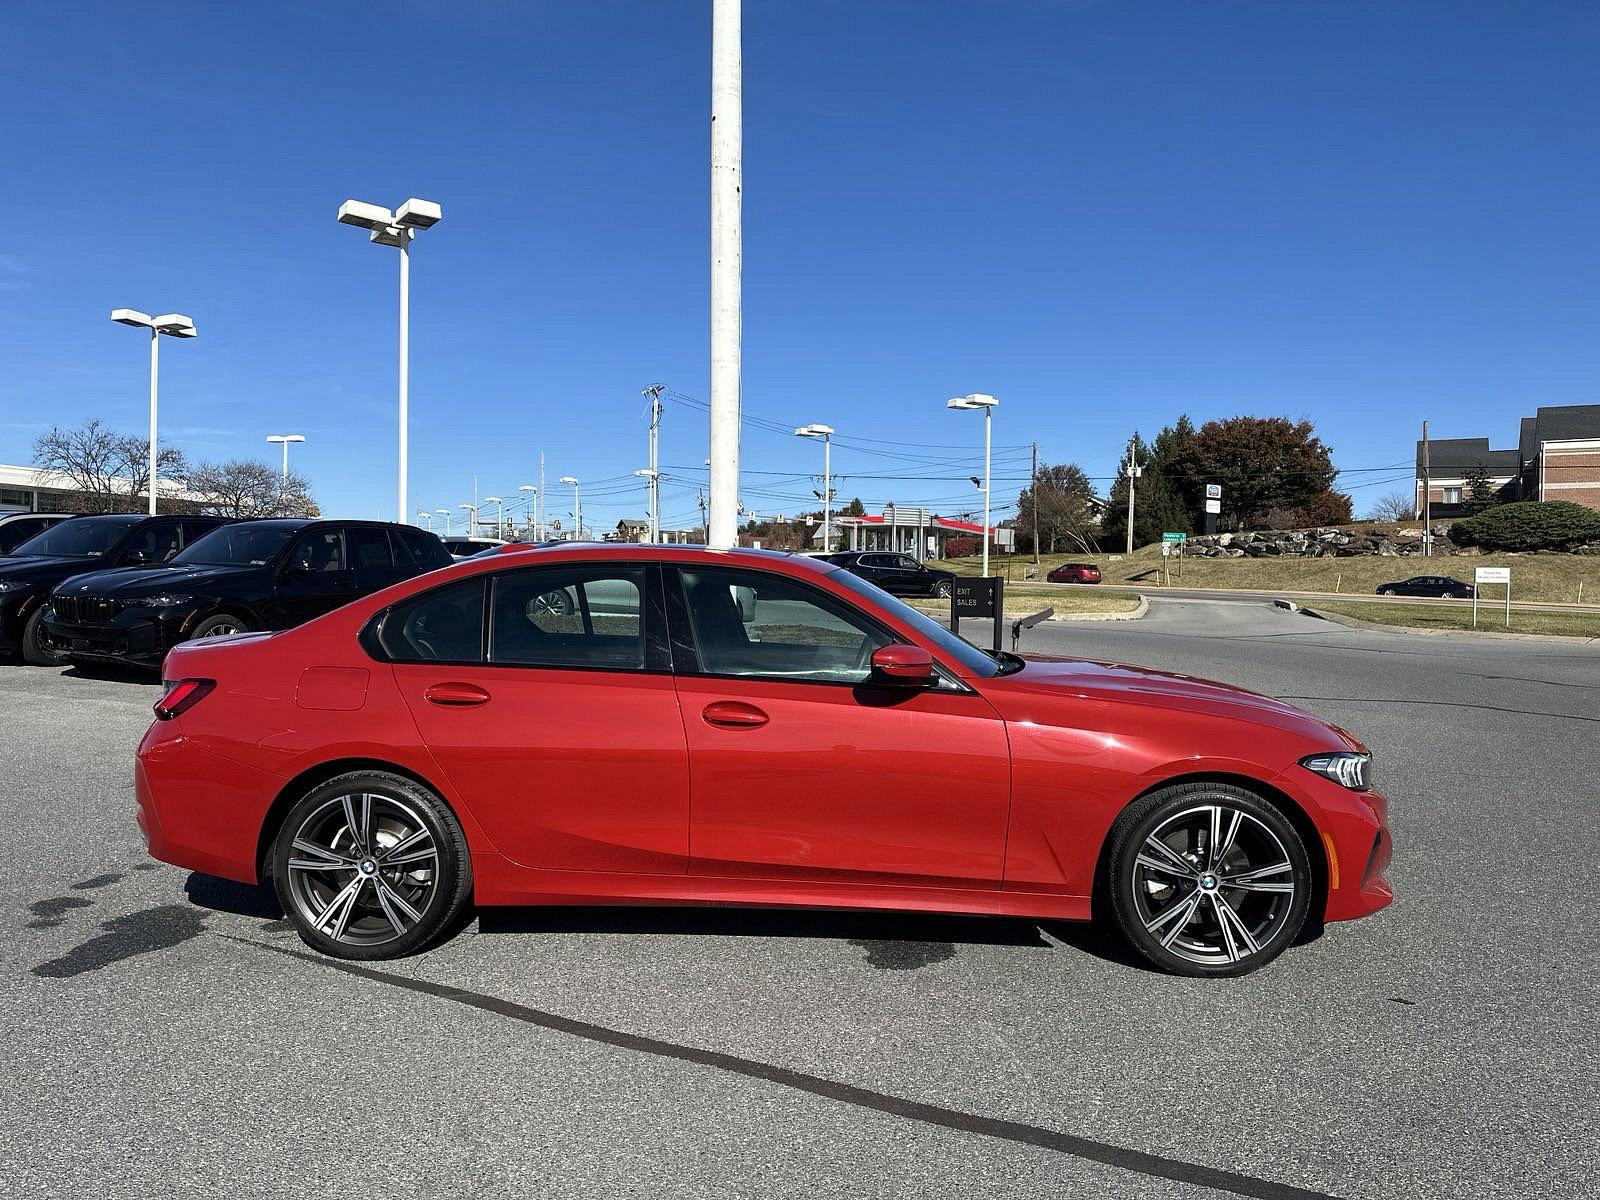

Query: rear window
[378,578,485,662]
[398,527,454,570]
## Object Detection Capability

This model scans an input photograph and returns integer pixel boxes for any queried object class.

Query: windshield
[174,524,301,566]
[9,519,134,559]
[827,566,1001,678]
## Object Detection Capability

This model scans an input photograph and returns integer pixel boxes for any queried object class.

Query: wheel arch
[1090,771,1329,926]
[255,756,457,881]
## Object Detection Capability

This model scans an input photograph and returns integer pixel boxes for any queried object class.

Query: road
[3,600,1596,1200]
[1054,580,1600,615]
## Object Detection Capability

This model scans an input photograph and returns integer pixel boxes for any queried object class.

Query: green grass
[936,546,1600,605]
[908,587,1141,619]
[1308,600,1600,639]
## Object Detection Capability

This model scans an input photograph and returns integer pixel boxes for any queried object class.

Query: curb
[1049,594,1149,622]
[1298,605,1599,646]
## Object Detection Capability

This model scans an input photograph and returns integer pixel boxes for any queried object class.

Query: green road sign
[1162,532,1186,543]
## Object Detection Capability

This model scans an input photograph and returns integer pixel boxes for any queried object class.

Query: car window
[347,526,394,569]
[177,519,222,548]
[678,567,889,684]
[858,554,890,569]
[490,566,645,670]
[126,522,183,563]
[176,523,301,566]
[9,517,136,559]
[397,527,453,570]
[0,518,49,554]
[286,528,345,573]
[826,566,1001,678]
[895,556,921,571]
[379,577,485,662]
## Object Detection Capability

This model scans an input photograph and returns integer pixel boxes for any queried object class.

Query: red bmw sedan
[136,545,1391,976]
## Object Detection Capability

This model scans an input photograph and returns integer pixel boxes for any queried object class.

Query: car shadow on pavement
[184,872,282,920]
[61,663,160,686]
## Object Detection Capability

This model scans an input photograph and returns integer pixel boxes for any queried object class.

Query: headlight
[1300,751,1372,791]
[122,593,195,608]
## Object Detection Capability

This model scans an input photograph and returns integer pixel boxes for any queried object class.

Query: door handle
[702,700,769,729]
[425,682,491,707]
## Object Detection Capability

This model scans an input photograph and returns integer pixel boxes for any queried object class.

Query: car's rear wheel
[21,608,65,666]
[271,771,473,960]
[933,579,952,599]
[1105,781,1312,977]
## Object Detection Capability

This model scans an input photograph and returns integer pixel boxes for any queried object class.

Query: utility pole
[1030,441,1040,566]
[1421,419,1432,557]
[1124,452,1142,556]
[697,490,708,544]
[708,0,742,549]
[645,384,664,542]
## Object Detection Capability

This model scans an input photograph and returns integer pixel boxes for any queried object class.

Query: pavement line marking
[220,933,1339,1200]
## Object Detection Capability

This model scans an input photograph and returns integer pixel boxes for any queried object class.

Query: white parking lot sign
[1474,566,1511,628]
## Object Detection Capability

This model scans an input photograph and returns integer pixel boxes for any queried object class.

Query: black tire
[21,607,65,667]
[189,613,251,641]
[271,770,473,961]
[1378,588,1394,597]
[933,579,952,599]
[1104,781,1312,977]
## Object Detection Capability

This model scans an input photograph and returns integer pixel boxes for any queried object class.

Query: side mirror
[870,643,935,686]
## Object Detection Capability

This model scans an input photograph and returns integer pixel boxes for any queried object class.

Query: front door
[388,564,690,874]
[270,526,358,627]
[667,565,1011,890]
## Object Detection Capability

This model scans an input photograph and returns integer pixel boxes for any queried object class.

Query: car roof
[445,542,832,581]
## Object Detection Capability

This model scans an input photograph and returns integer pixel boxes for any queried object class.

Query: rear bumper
[135,721,277,883]
[45,607,187,667]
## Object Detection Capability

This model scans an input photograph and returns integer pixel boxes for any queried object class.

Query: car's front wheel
[271,771,473,960]
[21,608,65,666]
[190,613,250,640]
[1104,781,1312,976]
[1378,588,1395,596]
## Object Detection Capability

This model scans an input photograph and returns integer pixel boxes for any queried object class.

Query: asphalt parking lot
[4,598,1596,1200]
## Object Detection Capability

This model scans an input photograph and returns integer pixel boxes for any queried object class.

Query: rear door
[347,525,412,593]
[269,526,358,627]
[387,563,689,874]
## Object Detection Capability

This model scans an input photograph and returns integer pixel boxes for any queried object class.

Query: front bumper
[1269,764,1393,923]
[44,606,191,667]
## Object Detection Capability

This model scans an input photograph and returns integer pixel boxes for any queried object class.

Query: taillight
[154,678,215,721]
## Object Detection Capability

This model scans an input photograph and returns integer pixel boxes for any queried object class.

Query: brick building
[1415,404,1600,516]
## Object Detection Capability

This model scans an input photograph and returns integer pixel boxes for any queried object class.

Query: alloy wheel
[1130,803,1299,967]
[283,791,440,946]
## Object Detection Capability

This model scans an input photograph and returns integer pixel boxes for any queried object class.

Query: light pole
[795,424,834,553]
[633,469,658,542]
[560,476,581,540]
[417,510,433,532]
[435,508,452,537]
[111,309,196,515]
[519,484,539,539]
[1124,454,1142,556]
[946,394,998,576]
[265,434,305,482]
[459,503,477,538]
[484,495,503,539]
[337,197,443,527]
[708,0,742,549]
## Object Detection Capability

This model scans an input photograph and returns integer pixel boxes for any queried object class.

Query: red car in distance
[136,545,1391,976]
[1047,562,1102,584]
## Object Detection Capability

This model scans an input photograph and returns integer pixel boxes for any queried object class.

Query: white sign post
[1474,566,1511,628]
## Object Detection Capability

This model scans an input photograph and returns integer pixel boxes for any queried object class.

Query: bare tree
[189,459,318,519]
[32,419,188,512]
[1366,490,1417,523]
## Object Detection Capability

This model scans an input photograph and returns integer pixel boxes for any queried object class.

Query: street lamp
[265,434,305,482]
[559,476,580,541]
[483,495,503,539]
[518,484,539,540]
[435,508,452,537]
[111,309,196,515]
[337,196,443,527]
[633,469,658,542]
[459,502,477,538]
[794,424,834,553]
[416,510,433,532]
[946,393,999,577]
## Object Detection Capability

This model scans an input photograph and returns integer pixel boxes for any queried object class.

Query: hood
[994,655,1350,745]
[60,562,260,597]
[0,555,126,589]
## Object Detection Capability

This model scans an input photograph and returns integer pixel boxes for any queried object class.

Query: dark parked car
[1375,575,1475,599]
[1046,562,1102,584]
[442,536,506,560]
[825,551,956,598]
[0,513,231,664]
[44,518,454,670]
[0,512,73,556]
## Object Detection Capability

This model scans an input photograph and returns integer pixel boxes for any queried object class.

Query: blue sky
[3,1,1597,532]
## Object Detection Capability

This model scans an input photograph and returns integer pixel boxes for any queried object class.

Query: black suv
[0,512,73,555]
[0,513,231,664]
[824,551,956,598]
[44,518,453,669]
